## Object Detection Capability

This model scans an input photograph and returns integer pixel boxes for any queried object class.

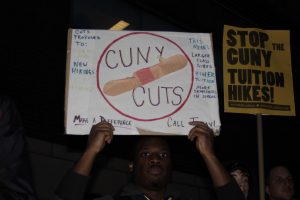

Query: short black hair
[225,160,250,176]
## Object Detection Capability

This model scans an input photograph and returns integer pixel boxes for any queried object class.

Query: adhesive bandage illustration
[103,54,188,96]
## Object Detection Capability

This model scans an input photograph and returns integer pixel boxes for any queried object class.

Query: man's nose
[284,179,293,186]
[148,153,162,162]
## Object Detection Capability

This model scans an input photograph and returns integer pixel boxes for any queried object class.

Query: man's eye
[159,152,169,158]
[274,177,294,184]
[275,178,283,183]
[141,152,151,157]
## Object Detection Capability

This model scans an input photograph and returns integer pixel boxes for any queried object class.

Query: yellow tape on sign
[109,20,130,30]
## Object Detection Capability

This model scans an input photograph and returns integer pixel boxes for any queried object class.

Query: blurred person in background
[265,165,298,200]
[0,95,37,200]
[225,160,258,200]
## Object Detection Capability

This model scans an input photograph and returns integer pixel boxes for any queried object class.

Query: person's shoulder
[0,95,13,106]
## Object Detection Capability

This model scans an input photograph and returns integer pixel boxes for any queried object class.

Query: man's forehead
[271,166,291,178]
[136,137,170,151]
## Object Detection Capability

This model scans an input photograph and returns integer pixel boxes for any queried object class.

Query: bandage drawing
[103,54,188,96]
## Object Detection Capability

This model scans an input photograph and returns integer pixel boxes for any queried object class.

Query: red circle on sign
[97,32,194,121]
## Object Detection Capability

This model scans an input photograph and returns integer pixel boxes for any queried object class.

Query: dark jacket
[55,170,245,200]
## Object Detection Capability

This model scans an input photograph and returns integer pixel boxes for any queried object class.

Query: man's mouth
[148,165,163,175]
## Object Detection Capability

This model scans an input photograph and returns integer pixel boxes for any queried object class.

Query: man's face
[131,137,172,191]
[266,166,295,200]
[231,169,249,198]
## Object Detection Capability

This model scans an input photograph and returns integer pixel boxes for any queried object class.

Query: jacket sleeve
[55,170,90,200]
[214,178,245,200]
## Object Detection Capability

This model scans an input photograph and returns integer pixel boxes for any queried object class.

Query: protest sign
[65,29,221,135]
[223,25,295,116]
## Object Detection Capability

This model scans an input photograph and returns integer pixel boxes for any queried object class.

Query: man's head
[226,161,250,198]
[265,165,295,200]
[129,136,172,191]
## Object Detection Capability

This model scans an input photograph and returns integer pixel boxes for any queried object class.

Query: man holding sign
[55,121,244,200]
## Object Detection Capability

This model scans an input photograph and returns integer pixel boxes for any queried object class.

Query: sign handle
[257,114,265,200]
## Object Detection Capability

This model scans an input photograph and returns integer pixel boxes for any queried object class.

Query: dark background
[1,0,300,196]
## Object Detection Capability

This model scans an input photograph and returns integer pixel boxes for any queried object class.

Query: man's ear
[128,162,134,172]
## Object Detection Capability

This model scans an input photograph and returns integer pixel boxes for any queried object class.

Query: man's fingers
[94,127,113,132]
[93,121,115,133]
[189,121,206,126]
[189,121,213,135]
[105,134,113,144]
[188,127,198,141]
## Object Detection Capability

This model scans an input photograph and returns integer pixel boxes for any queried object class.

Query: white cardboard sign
[65,29,221,135]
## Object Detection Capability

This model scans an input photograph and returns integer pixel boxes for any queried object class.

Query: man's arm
[55,121,114,200]
[73,121,114,176]
[188,121,245,200]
